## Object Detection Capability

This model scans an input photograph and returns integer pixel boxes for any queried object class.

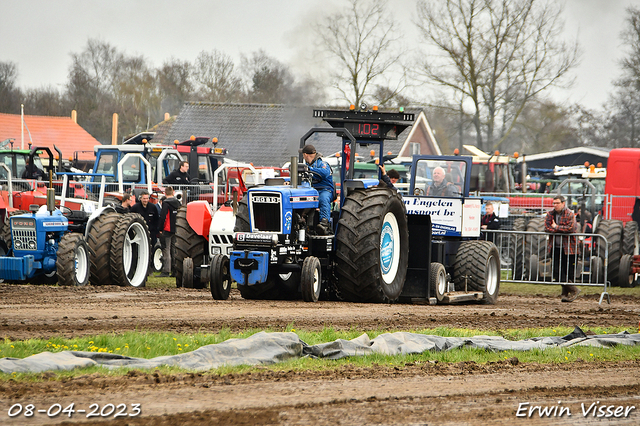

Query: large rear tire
[110,213,150,288]
[623,221,639,255]
[596,219,624,286]
[174,206,208,288]
[57,233,90,287]
[234,197,250,232]
[1,210,28,251]
[86,212,120,285]
[335,187,409,303]
[453,240,500,304]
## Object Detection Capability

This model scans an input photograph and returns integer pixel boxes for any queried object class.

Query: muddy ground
[1,284,639,425]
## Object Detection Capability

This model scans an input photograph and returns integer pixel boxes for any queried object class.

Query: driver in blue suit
[300,144,334,235]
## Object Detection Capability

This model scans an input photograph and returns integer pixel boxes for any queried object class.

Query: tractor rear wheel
[453,240,500,304]
[57,233,90,287]
[335,187,409,303]
[110,213,150,287]
[86,212,121,285]
[596,219,624,286]
[513,217,545,280]
[623,221,639,255]
[1,210,28,251]
[234,197,250,232]
[174,206,208,288]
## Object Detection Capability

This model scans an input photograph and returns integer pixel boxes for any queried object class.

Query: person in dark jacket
[481,202,501,242]
[114,193,135,214]
[163,161,191,185]
[158,187,181,277]
[545,195,580,302]
[427,166,460,197]
[379,165,400,190]
[130,190,160,247]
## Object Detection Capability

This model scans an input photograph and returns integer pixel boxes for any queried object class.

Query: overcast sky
[2,0,639,111]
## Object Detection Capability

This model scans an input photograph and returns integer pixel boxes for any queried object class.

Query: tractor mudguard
[186,201,212,240]
[230,250,269,285]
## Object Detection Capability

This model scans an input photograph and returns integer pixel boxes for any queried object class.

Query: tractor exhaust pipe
[290,156,298,188]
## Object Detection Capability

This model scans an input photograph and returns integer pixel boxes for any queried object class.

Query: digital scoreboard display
[313,109,414,141]
[342,122,398,140]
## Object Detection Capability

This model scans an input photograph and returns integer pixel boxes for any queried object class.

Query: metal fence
[485,229,610,305]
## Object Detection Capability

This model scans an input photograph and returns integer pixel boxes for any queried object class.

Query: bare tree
[314,0,405,106]
[157,58,194,115]
[193,50,243,102]
[603,7,640,148]
[0,61,23,113]
[241,50,321,104]
[415,0,579,152]
[23,86,68,117]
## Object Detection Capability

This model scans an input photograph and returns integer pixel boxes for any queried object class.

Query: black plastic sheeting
[1,327,639,374]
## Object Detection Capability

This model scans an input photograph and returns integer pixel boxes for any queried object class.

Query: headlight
[212,247,221,255]
[28,240,37,249]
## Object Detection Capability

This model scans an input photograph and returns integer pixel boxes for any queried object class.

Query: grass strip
[2,325,639,381]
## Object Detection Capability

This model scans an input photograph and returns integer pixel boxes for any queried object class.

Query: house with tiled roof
[0,112,99,161]
[165,102,441,167]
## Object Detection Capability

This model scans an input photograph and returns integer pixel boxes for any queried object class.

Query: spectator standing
[427,166,460,197]
[300,144,334,235]
[158,187,181,277]
[130,190,160,247]
[545,195,580,302]
[115,193,135,214]
[379,165,400,190]
[164,161,191,185]
[481,202,501,242]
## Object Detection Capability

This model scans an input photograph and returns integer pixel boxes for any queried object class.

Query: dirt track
[1,284,640,425]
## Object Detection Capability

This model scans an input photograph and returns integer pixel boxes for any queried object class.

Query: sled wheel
[57,233,90,287]
[429,262,446,303]
[454,240,500,304]
[301,256,321,303]
[209,254,231,300]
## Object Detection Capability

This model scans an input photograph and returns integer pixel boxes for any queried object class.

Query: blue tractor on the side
[0,147,91,286]
[207,107,500,304]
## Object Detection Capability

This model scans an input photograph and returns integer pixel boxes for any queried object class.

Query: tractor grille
[250,192,282,232]
[12,228,37,251]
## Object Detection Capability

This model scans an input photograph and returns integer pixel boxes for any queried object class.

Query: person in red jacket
[158,187,181,277]
[545,195,580,302]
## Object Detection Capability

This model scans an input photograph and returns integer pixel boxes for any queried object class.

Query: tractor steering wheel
[59,205,73,217]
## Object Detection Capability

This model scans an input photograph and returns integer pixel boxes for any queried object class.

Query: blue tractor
[207,107,500,304]
[0,147,90,286]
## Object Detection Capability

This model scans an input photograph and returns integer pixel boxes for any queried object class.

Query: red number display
[358,123,379,135]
